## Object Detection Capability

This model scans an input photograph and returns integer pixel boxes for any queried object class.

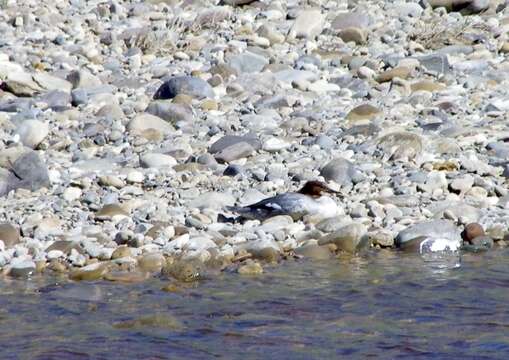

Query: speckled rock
[162,259,205,282]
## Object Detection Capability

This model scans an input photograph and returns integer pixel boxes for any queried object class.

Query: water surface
[1,249,508,359]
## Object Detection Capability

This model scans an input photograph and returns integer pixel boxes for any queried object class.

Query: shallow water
[1,249,509,359]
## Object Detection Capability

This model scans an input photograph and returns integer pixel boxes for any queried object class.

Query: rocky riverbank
[0,0,508,281]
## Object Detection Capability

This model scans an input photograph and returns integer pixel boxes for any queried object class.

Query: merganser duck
[227,181,343,221]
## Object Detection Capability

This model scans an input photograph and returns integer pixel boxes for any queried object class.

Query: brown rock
[95,204,129,221]
[111,246,132,259]
[376,66,411,83]
[462,223,484,243]
[48,259,68,273]
[162,259,205,282]
[0,223,20,249]
[161,283,181,292]
[70,263,108,281]
[35,260,47,273]
[172,94,193,105]
[338,27,366,44]
[140,128,164,142]
[200,99,218,111]
[238,260,263,275]
[346,104,381,122]
[249,247,279,263]
[411,80,446,93]
[138,253,165,273]
[210,63,238,80]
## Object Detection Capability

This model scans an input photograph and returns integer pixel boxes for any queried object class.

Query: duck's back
[228,192,312,220]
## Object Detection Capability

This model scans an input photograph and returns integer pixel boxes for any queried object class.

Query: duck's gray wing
[226,193,308,220]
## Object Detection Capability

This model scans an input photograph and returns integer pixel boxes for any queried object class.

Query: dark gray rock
[6,151,50,194]
[0,98,34,113]
[196,153,217,167]
[214,142,255,163]
[428,0,489,14]
[38,90,71,111]
[320,158,361,186]
[223,164,244,177]
[146,101,194,123]
[71,88,88,106]
[220,0,257,5]
[153,76,214,100]
[331,11,370,30]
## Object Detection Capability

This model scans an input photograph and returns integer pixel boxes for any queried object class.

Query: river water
[1,249,508,359]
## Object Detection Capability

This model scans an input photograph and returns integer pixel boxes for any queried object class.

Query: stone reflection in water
[419,237,462,271]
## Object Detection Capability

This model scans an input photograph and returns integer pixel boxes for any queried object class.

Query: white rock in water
[419,237,461,269]
[16,120,49,148]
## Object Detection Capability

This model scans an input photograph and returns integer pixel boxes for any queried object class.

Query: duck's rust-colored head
[297,181,340,198]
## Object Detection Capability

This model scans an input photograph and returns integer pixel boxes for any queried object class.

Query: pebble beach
[0,0,509,282]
